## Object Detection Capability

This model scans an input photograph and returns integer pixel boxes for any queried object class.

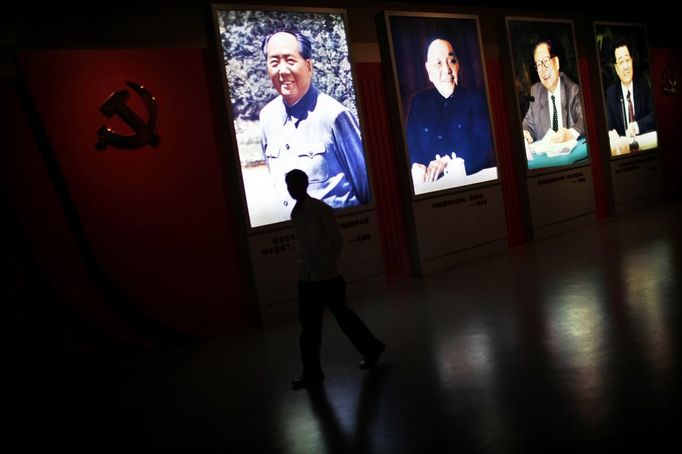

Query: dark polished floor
[10,200,681,451]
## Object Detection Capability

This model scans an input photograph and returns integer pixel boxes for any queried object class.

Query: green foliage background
[217,9,358,163]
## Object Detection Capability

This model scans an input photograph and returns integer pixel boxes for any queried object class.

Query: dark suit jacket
[606,78,656,136]
[522,72,584,141]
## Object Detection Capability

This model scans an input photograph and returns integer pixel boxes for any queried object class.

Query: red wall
[579,57,609,220]
[486,59,525,246]
[5,49,251,339]
[356,63,411,283]
[651,48,682,196]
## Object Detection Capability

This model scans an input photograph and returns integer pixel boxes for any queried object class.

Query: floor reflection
[37,201,680,449]
[281,367,388,454]
[545,283,608,426]
[434,316,513,450]
[622,239,674,372]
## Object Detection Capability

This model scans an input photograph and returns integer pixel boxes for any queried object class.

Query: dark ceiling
[0,0,674,48]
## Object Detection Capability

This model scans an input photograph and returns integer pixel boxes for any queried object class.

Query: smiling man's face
[534,43,559,93]
[266,32,313,106]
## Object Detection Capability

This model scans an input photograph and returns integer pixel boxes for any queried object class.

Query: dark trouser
[298,276,382,373]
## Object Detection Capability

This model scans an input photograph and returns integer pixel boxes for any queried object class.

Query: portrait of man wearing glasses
[522,39,585,145]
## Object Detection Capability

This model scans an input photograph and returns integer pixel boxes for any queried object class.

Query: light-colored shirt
[260,85,370,223]
[547,78,580,140]
[290,195,344,281]
[620,82,634,116]
[548,78,565,131]
[522,72,584,141]
[620,82,640,134]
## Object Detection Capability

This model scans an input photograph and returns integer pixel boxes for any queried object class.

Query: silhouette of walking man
[285,169,385,390]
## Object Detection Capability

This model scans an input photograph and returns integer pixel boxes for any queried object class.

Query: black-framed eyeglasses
[535,56,553,71]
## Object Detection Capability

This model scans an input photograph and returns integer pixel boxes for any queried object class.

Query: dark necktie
[551,94,558,132]
[626,90,635,124]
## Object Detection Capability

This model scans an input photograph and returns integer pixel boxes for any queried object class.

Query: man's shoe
[359,343,385,369]
[291,372,325,390]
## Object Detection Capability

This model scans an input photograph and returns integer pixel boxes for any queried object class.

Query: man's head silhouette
[285,169,309,201]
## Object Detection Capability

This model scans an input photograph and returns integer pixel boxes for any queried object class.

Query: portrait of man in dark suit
[605,37,656,154]
[596,24,658,156]
[506,19,589,170]
[522,39,585,145]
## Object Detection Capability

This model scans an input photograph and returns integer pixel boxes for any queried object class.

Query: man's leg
[326,276,385,368]
[294,280,325,388]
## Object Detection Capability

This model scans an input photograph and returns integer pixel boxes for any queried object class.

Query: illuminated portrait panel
[506,18,590,172]
[213,6,371,228]
[595,22,658,158]
[384,12,498,196]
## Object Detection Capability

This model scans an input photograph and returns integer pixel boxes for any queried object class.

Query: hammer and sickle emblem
[96,81,160,151]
